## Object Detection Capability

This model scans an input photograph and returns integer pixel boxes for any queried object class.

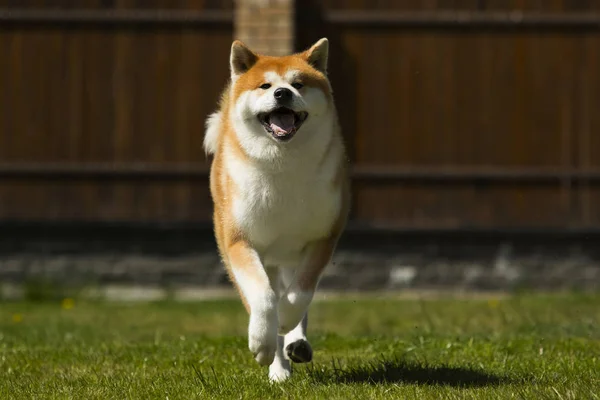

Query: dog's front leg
[278,238,336,335]
[227,240,278,366]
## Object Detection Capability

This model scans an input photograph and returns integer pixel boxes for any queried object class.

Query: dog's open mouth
[258,108,308,141]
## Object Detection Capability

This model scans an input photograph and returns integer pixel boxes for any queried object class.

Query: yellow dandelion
[12,313,23,323]
[488,299,499,309]
[61,298,75,310]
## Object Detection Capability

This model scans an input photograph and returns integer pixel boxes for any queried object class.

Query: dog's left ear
[303,38,329,74]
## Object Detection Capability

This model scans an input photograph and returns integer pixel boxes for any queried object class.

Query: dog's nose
[274,87,292,102]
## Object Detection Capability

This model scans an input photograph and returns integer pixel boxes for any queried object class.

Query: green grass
[1,293,599,399]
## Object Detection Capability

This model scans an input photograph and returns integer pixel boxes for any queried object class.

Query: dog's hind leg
[278,238,337,336]
[269,335,291,382]
[279,266,313,364]
[268,314,311,382]
[284,313,313,363]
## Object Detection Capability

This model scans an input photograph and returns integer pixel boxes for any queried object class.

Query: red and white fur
[204,38,350,382]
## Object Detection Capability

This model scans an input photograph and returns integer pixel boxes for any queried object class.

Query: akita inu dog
[204,38,350,382]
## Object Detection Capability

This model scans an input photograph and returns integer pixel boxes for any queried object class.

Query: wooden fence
[0,0,599,231]
[0,1,233,222]
[297,0,600,230]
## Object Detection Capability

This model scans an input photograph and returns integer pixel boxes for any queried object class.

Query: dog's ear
[230,40,258,77]
[303,38,329,74]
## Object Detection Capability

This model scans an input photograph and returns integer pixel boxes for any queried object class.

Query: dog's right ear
[230,41,258,78]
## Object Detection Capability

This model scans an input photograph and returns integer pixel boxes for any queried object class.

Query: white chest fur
[227,153,341,267]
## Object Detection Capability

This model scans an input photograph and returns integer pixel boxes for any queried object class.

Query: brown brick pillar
[234,0,294,56]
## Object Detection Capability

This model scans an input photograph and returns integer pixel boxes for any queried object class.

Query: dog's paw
[268,362,291,382]
[285,339,313,363]
[248,313,278,366]
[278,290,313,335]
[249,333,277,366]
[250,340,277,366]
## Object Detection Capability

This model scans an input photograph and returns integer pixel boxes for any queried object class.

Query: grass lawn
[1,292,599,399]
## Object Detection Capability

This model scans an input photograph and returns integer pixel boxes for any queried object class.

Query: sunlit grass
[1,293,599,399]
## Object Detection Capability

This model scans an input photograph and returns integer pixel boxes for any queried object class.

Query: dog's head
[228,38,333,149]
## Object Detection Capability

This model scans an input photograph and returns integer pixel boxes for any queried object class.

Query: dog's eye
[292,82,304,90]
[259,83,271,90]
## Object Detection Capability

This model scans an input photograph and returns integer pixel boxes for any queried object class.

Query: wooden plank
[353,184,571,229]
[0,9,233,27]
[0,6,231,222]
[317,11,600,30]
[3,163,600,183]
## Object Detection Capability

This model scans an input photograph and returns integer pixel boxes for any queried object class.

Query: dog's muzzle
[258,108,308,142]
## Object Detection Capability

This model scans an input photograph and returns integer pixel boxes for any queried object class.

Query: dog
[204,37,350,382]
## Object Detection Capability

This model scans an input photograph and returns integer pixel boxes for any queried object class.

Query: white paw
[278,290,313,335]
[248,312,278,366]
[268,363,291,383]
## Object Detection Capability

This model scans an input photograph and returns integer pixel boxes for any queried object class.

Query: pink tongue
[269,112,295,136]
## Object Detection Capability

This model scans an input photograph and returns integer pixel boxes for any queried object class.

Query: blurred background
[0,0,599,299]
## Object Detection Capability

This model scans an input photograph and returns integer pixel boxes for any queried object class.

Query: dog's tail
[203,83,231,156]
[203,111,221,155]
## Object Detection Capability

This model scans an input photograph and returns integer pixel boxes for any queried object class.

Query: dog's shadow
[305,357,512,387]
